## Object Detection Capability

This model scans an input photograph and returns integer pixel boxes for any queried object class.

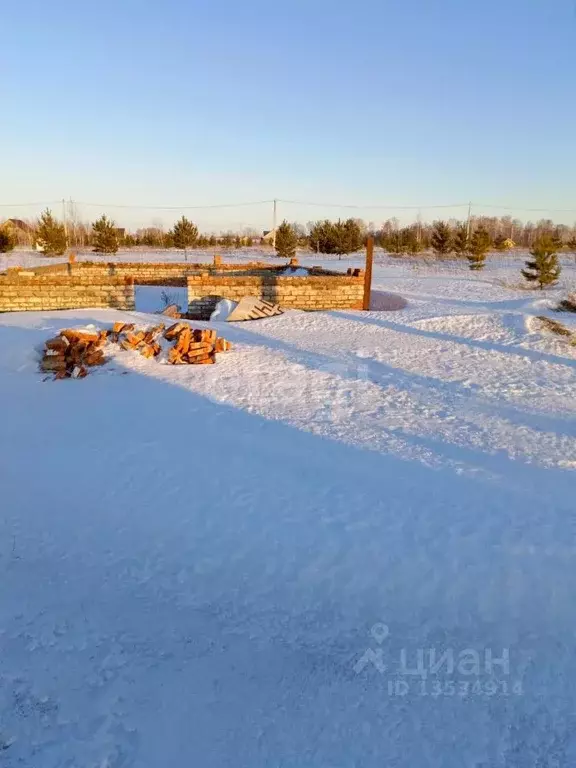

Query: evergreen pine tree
[171,216,198,251]
[208,235,217,246]
[467,226,491,270]
[453,224,469,257]
[431,221,453,256]
[0,227,16,253]
[275,220,298,259]
[123,233,137,247]
[308,220,332,253]
[333,219,363,256]
[92,215,119,254]
[522,234,562,290]
[398,227,422,256]
[493,234,511,252]
[36,209,67,256]
[221,233,233,247]
[234,235,242,249]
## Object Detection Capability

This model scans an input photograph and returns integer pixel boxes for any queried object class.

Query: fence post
[363,236,374,310]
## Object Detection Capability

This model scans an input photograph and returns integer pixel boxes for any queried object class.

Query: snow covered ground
[1,261,576,766]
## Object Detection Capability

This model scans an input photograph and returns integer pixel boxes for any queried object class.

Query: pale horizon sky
[3,0,576,231]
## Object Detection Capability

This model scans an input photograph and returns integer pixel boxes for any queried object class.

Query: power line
[1,197,576,215]
[278,199,470,210]
[73,199,274,210]
[473,204,576,213]
[0,201,60,207]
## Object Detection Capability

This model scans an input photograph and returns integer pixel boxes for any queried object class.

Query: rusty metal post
[362,236,374,310]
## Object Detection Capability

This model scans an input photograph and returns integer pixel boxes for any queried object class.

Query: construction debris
[113,323,165,359]
[163,325,222,365]
[159,303,181,318]
[41,321,232,379]
[225,297,284,322]
[40,328,108,379]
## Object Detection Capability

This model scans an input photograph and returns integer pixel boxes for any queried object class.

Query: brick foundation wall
[0,271,135,312]
[187,270,364,319]
[28,261,277,285]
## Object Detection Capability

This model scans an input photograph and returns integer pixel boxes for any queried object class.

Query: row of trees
[0,210,564,292]
[275,218,364,259]
[273,218,564,290]
[0,211,256,255]
[377,220,576,258]
[273,217,574,268]
[128,229,255,249]
[376,215,576,251]
[3,209,576,263]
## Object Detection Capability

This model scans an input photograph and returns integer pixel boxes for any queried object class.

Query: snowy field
[1,257,576,766]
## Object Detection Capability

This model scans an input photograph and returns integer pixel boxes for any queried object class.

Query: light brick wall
[0,272,135,312]
[187,271,364,319]
[29,261,277,284]
[0,261,363,315]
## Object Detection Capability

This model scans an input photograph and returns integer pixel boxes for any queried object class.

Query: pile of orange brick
[41,321,232,379]
[164,322,231,365]
[41,328,108,379]
[109,321,164,359]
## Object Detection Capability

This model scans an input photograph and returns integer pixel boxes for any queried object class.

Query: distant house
[2,218,32,233]
[1,218,33,246]
[262,229,275,244]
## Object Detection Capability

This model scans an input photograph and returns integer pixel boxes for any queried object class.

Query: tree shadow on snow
[3,318,576,765]
[331,310,576,371]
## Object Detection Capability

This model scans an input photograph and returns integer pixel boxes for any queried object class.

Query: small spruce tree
[123,233,138,247]
[493,234,509,252]
[566,236,576,254]
[431,221,453,256]
[92,215,119,254]
[275,220,298,259]
[453,224,469,257]
[467,226,491,270]
[335,218,363,256]
[0,227,16,253]
[172,216,198,251]
[234,235,242,249]
[222,233,234,247]
[36,209,67,256]
[308,220,332,253]
[402,227,423,256]
[522,234,562,290]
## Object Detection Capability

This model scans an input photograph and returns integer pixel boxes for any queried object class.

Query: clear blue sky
[3,0,576,231]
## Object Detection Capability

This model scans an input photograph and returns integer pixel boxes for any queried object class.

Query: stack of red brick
[41,328,108,379]
[41,321,232,379]
[164,322,231,365]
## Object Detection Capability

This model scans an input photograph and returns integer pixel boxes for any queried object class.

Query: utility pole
[62,198,68,249]
[272,199,278,250]
[466,201,473,240]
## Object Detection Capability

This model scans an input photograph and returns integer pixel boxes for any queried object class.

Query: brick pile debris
[163,322,231,365]
[41,328,108,379]
[40,321,232,380]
